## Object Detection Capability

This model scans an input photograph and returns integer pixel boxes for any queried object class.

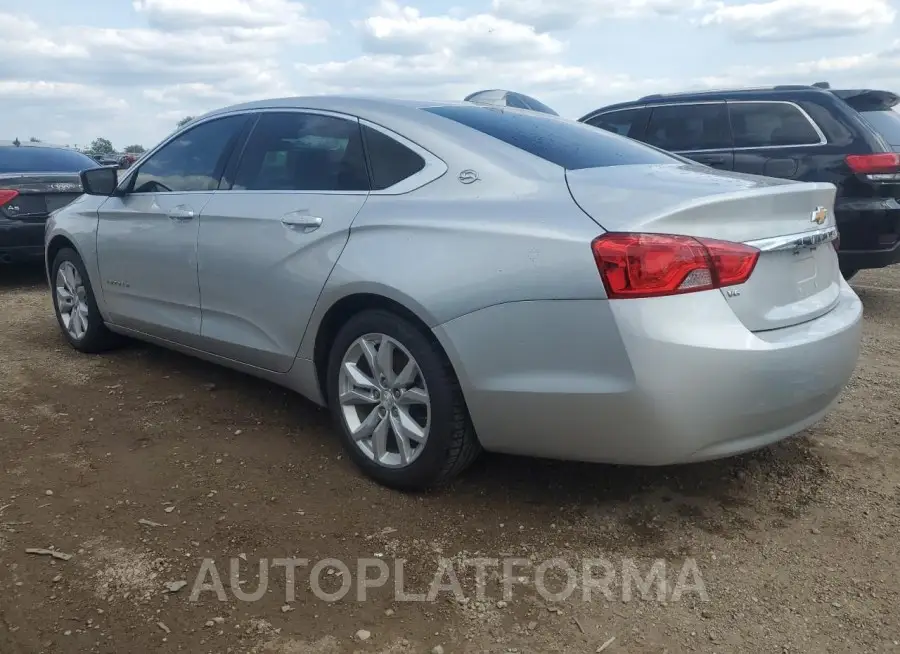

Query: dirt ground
[1,264,899,654]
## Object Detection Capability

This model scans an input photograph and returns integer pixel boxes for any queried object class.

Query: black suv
[580,84,900,279]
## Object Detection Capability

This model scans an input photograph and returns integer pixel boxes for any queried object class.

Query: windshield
[423,105,676,170]
[0,146,97,174]
[861,110,900,146]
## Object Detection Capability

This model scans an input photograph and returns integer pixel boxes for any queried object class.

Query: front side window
[232,112,369,191]
[131,115,248,193]
[423,105,676,170]
[729,102,822,148]
[644,103,732,152]
[585,108,644,138]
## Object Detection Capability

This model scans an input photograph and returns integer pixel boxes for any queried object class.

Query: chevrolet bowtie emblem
[811,206,827,225]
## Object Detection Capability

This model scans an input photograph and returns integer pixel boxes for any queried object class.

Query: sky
[1,0,899,150]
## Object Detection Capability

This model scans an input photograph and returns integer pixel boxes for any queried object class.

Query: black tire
[50,248,121,353]
[839,264,859,281]
[326,309,481,490]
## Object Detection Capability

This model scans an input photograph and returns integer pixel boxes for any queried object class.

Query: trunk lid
[567,163,841,332]
[0,172,82,222]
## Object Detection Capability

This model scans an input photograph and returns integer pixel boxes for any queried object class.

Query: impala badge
[811,206,827,225]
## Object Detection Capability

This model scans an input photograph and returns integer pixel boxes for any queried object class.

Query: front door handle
[281,214,323,232]
[167,206,195,222]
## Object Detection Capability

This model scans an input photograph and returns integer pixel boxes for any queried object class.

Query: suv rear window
[423,105,675,170]
[860,110,900,146]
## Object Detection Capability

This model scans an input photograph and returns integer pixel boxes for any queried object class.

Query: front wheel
[326,309,481,490]
[51,248,120,353]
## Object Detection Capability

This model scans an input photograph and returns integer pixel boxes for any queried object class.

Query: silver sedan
[44,97,863,489]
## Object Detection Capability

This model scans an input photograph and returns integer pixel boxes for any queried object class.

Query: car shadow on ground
[0,262,46,289]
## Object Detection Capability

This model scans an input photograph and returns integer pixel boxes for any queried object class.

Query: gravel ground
[1,263,899,654]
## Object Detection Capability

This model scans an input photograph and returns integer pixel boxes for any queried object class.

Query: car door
[95,114,251,343]
[643,102,735,170]
[727,100,826,179]
[196,110,372,371]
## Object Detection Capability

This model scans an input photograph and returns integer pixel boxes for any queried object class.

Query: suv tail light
[0,189,19,207]
[845,153,900,180]
[591,233,760,299]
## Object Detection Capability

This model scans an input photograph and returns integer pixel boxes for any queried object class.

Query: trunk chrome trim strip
[746,225,838,252]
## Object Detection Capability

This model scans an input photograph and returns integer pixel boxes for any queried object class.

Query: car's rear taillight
[591,233,760,299]
[0,189,18,207]
[846,153,900,180]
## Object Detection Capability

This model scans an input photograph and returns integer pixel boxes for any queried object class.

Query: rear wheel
[326,309,480,490]
[51,248,120,353]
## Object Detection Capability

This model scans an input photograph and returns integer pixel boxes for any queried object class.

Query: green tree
[176,116,195,129]
[89,137,115,155]
[123,144,145,154]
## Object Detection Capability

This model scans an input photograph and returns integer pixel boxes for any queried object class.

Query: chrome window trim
[746,225,838,252]
[117,108,447,196]
[583,99,829,153]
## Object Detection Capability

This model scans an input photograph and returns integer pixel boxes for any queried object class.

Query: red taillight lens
[845,153,900,174]
[591,233,760,299]
[0,189,18,207]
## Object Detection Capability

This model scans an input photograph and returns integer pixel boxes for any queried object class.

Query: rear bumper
[0,222,44,263]
[433,284,862,466]
[835,199,900,270]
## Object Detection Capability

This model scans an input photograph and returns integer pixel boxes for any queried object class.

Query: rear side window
[233,112,369,192]
[423,105,675,170]
[362,126,425,190]
[644,103,731,151]
[584,108,646,138]
[0,147,97,174]
[729,102,822,148]
[860,110,900,146]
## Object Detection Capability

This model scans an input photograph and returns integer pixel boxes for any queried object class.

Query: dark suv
[580,84,900,279]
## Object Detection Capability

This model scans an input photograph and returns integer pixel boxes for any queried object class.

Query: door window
[130,115,248,193]
[644,103,731,151]
[729,102,822,147]
[232,112,369,191]
[584,108,645,138]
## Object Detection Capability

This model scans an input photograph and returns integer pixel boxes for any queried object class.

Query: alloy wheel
[55,261,89,341]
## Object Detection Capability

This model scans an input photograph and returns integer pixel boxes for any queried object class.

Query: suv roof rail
[636,85,821,102]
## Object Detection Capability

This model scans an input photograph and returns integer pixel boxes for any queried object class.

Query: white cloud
[491,0,705,31]
[699,0,895,41]
[360,0,563,59]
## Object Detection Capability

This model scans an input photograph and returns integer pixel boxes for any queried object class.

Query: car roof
[579,85,837,120]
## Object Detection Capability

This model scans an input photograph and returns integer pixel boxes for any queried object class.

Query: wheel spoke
[351,406,381,441]
[359,338,379,378]
[63,265,78,294]
[339,387,377,405]
[372,415,390,460]
[396,387,428,406]
[392,359,417,389]
[389,413,415,464]
[376,335,395,385]
[343,362,377,391]
[392,406,426,443]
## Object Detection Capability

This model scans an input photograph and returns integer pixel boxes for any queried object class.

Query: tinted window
[729,102,821,148]
[645,104,731,151]
[861,110,900,145]
[132,115,247,193]
[519,95,559,116]
[585,109,643,138]
[362,126,425,190]
[505,94,530,110]
[233,112,369,191]
[0,147,96,174]
[423,105,675,170]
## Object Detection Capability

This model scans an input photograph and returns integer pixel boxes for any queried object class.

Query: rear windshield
[0,146,97,174]
[860,110,900,145]
[422,105,676,170]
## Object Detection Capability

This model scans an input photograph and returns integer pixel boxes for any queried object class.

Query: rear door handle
[281,213,323,232]
[167,206,195,221]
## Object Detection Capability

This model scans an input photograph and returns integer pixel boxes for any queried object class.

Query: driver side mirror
[80,166,119,196]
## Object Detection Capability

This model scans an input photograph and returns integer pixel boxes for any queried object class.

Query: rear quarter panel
[296,172,607,360]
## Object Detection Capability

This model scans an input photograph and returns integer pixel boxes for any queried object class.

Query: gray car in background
[44,97,862,489]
